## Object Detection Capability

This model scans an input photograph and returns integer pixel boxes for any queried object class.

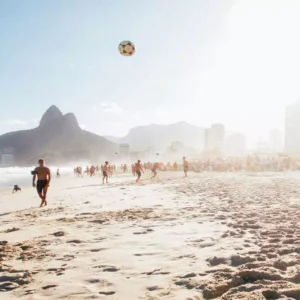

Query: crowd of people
[30,154,300,208]
[73,155,300,185]
[72,157,191,184]
[184,155,299,172]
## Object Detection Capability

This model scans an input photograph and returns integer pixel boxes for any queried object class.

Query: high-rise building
[204,123,225,155]
[285,101,300,155]
[225,133,246,157]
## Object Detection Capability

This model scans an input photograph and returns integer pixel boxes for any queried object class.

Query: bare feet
[39,200,47,207]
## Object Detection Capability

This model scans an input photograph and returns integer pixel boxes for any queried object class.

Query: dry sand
[1,171,300,299]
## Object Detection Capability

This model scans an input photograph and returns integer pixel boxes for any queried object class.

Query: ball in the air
[118,41,135,56]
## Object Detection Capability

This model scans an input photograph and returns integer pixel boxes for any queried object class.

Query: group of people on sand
[74,164,117,178]
[73,157,190,185]
[103,160,145,184]
[30,157,189,208]
[178,155,298,173]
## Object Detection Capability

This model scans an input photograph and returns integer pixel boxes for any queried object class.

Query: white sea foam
[0,166,73,190]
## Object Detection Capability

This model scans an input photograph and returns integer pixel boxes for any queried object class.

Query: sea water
[0,166,73,191]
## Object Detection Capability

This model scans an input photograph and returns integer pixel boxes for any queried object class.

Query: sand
[1,171,300,299]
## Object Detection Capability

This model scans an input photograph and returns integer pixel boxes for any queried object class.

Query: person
[56,168,60,178]
[151,163,158,179]
[32,159,51,207]
[135,160,144,183]
[183,156,189,177]
[132,164,136,176]
[12,184,21,193]
[103,161,109,184]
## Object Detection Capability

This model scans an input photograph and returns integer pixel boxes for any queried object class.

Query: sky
[1,0,300,148]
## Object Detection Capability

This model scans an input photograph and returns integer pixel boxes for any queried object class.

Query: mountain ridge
[105,121,205,151]
[0,106,117,165]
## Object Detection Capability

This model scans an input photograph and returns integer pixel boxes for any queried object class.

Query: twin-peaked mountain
[0,106,117,165]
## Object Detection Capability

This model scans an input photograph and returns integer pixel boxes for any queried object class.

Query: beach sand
[1,171,300,299]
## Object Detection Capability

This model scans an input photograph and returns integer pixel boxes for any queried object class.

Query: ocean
[0,166,73,191]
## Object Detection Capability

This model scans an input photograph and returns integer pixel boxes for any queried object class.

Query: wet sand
[1,171,300,299]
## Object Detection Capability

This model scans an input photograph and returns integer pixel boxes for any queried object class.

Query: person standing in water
[183,156,189,177]
[32,159,51,207]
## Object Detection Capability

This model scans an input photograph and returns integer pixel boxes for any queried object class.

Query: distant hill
[0,106,118,165]
[105,121,205,151]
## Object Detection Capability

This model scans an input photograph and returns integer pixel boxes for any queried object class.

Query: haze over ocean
[0,167,73,191]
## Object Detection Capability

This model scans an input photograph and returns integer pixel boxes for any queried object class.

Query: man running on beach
[183,156,189,177]
[135,160,144,183]
[102,161,109,184]
[32,159,51,207]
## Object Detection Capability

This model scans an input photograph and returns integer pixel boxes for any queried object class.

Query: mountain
[105,121,205,151]
[0,106,118,165]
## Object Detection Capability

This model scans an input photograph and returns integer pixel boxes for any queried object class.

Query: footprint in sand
[172,254,196,260]
[146,286,164,291]
[57,255,75,261]
[51,231,66,237]
[67,239,83,244]
[86,278,113,287]
[90,248,108,252]
[3,227,20,233]
[99,291,116,295]
[92,265,120,272]
[142,269,170,275]
[42,285,58,290]
[24,289,36,295]
[103,267,119,272]
[134,252,161,257]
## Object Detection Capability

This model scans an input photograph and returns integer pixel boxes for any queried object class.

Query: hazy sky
[1,0,300,147]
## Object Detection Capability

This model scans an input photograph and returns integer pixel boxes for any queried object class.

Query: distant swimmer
[56,168,60,178]
[183,156,189,177]
[32,159,51,207]
[135,160,144,183]
[102,161,109,184]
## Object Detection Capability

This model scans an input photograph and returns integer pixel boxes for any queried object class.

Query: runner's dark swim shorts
[136,170,141,177]
[103,171,108,177]
[37,180,48,194]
